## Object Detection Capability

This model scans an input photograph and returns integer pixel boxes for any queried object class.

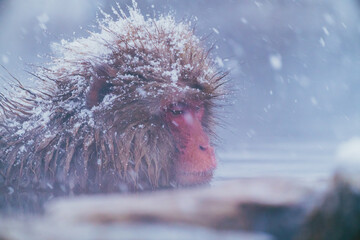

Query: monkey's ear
[86,65,116,108]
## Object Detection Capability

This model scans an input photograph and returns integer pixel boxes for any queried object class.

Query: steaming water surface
[215,142,339,184]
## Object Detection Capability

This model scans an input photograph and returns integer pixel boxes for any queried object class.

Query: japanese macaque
[0,4,226,194]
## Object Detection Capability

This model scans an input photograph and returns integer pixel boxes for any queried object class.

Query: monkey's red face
[164,102,217,186]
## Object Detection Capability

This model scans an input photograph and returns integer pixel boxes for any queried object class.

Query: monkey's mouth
[176,169,214,186]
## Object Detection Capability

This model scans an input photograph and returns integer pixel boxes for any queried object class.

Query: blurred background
[1,0,360,182]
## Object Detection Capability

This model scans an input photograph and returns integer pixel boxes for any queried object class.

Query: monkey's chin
[176,170,213,187]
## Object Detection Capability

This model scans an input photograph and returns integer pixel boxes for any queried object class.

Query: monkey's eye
[171,109,183,115]
[168,103,186,116]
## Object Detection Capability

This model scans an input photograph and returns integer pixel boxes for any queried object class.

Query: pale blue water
[214,142,339,185]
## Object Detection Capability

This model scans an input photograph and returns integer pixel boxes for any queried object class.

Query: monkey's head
[1,4,226,192]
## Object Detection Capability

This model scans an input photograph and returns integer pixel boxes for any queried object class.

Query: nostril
[199,145,207,151]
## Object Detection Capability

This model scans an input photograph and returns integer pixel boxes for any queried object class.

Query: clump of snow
[99,94,118,109]
[19,145,26,153]
[37,13,50,30]
[47,183,54,190]
[322,27,330,36]
[319,38,326,47]
[171,120,179,127]
[269,54,282,71]
[310,97,318,106]
[336,137,360,163]
[295,75,310,88]
[1,55,9,64]
[212,28,219,34]
[323,13,335,25]
[136,87,147,97]
[215,57,224,67]
[7,187,14,195]
[163,69,179,83]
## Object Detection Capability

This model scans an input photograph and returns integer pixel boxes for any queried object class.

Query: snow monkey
[0,3,226,194]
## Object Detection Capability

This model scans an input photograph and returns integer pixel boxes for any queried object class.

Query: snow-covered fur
[0,3,226,193]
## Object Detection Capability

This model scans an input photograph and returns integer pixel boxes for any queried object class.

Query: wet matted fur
[0,3,226,193]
